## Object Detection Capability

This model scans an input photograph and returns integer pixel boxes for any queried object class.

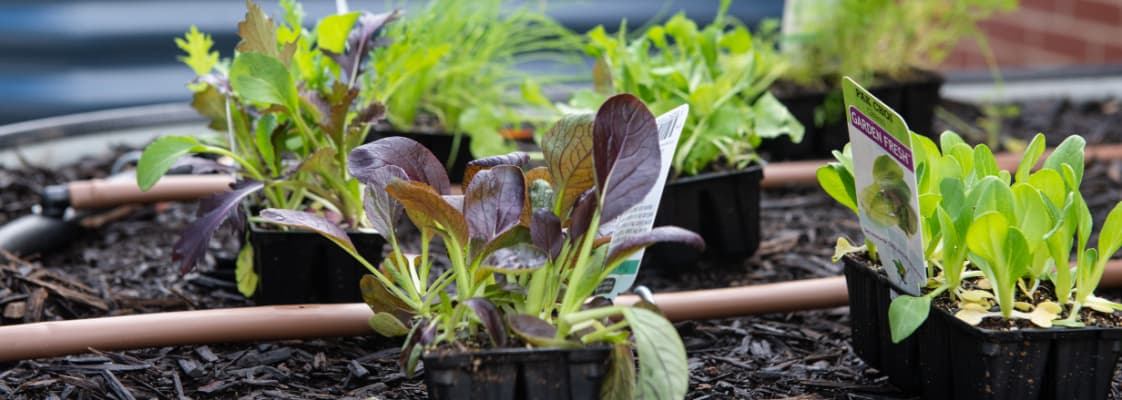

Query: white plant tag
[842,77,926,296]
[595,104,690,298]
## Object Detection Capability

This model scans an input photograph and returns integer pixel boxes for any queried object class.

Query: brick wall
[939,0,1122,71]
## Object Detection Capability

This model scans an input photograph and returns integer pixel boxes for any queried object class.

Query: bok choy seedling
[819,130,1122,342]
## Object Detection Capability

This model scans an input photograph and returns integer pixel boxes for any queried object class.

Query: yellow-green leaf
[176,25,219,76]
[622,308,688,400]
[136,136,203,191]
[315,12,360,53]
[235,244,258,297]
[369,312,411,337]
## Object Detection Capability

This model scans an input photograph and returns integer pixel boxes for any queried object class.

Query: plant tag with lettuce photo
[842,77,925,295]
[596,104,690,297]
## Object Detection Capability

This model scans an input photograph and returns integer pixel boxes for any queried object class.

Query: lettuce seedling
[262,94,700,399]
[820,131,1122,342]
[135,0,396,293]
[567,0,803,176]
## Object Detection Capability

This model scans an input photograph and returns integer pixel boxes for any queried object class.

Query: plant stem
[581,320,630,344]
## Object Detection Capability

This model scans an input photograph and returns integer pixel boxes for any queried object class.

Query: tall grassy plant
[363,0,583,162]
[782,0,1016,86]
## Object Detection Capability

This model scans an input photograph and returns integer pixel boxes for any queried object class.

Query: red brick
[1087,42,1106,64]
[1073,0,1122,26]
[1105,45,1122,62]
[1020,0,1059,12]
[978,18,1027,45]
[991,44,1031,67]
[1037,27,1091,59]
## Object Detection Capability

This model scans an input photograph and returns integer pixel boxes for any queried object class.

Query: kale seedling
[820,131,1122,342]
[136,0,396,295]
[567,0,804,176]
[263,94,699,399]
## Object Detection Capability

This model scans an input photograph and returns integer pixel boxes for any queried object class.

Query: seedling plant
[262,94,699,399]
[567,0,803,176]
[819,131,1122,342]
[136,0,396,295]
[363,0,583,163]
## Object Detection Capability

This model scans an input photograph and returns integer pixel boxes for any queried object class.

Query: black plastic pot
[645,164,763,271]
[367,129,473,181]
[841,256,923,393]
[767,69,944,160]
[248,223,385,305]
[422,346,611,400]
[842,254,1122,400]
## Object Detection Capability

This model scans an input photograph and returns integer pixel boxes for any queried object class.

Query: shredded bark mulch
[0,97,1121,399]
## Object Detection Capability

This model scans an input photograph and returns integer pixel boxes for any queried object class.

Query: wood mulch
[0,97,1121,399]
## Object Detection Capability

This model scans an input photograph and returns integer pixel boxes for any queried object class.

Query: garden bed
[1,97,1122,399]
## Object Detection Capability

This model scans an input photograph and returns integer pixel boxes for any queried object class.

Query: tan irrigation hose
[69,175,236,210]
[9,261,1122,362]
[760,143,1122,188]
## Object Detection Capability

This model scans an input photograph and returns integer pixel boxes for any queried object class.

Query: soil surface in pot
[1,97,1122,399]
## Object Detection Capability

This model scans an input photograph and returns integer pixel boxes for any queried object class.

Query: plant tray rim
[669,162,763,185]
[842,253,1122,340]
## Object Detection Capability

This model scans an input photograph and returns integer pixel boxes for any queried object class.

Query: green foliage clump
[138,0,398,294]
[362,0,584,159]
[782,0,1017,86]
[820,131,1122,342]
[567,0,804,176]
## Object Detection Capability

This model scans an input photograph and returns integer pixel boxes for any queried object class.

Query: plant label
[596,104,690,298]
[842,77,925,295]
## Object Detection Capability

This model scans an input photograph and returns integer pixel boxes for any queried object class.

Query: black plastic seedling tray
[249,223,385,305]
[367,129,473,181]
[422,346,611,400]
[842,254,1122,400]
[645,164,764,271]
[841,257,923,393]
[766,71,944,160]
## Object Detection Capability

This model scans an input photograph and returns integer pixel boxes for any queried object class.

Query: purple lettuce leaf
[463,151,530,188]
[474,225,531,266]
[592,94,661,224]
[604,226,704,268]
[349,136,451,195]
[508,314,569,347]
[568,189,598,241]
[354,99,387,126]
[362,165,408,236]
[257,208,357,255]
[464,166,525,244]
[530,208,562,260]
[386,179,468,245]
[484,242,547,273]
[325,10,399,84]
[463,297,507,347]
[173,180,264,274]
